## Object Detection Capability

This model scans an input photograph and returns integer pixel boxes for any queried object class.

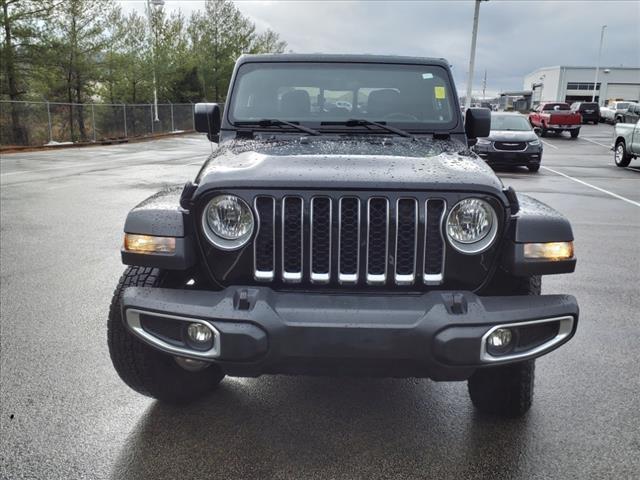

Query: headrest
[367,89,400,117]
[280,90,311,116]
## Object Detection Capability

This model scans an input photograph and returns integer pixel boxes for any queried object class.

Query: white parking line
[540,139,558,150]
[627,167,640,173]
[580,137,612,149]
[541,166,640,207]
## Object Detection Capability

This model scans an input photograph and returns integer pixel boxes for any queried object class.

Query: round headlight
[446,198,498,254]
[202,195,254,250]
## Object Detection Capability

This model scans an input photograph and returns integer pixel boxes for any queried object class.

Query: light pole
[146,0,165,123]
[539,74,545,104]
[465,0,488,110]
[482,69,487,101]
[592,25,607,103]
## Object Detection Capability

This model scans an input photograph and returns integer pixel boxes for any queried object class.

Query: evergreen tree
[1,0,56,143]
[45,0,114,140]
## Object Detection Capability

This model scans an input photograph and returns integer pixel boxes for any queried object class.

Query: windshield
[228,62,456,130]
[579,103,598,110]
[490,114,531,131]
[614,102,630,109]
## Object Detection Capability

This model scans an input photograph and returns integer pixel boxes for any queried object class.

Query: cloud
[118,0,640,96]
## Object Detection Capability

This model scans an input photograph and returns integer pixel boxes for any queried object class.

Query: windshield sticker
[435,86,446,99]
[422,73,434,79]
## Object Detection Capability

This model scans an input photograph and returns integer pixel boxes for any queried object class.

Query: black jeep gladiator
[109,54,579,418]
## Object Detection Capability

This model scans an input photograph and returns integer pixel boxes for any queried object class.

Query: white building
[523,66,640,106]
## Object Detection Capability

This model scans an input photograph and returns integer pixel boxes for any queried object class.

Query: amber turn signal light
[124,234,176,254]
[523,241,574,261]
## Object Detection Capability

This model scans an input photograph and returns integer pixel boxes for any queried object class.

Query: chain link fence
[0,100,197,147]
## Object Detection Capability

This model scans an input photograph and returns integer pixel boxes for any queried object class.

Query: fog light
[486,328,514,356]
[488,328,512,348]
[187,323,213,344]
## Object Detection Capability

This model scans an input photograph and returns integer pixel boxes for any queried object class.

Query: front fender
[121,186,197,270]
[501,194,576,276]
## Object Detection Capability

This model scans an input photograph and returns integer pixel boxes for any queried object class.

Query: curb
[0,130,197,154]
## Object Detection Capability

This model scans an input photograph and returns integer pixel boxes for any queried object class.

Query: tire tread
[107,267,224,404]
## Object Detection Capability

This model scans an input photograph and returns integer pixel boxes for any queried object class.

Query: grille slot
[282,196,303,283]
[254,196,275,281]
[310,197,332,283]
[339,197,360,284]
[424,199,446,284]
[494,141,526,151]
[395,198,418,285]
[366,197,389,284]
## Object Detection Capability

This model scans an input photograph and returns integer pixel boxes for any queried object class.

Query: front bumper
[473,144,542,166]
[122,286,578,380]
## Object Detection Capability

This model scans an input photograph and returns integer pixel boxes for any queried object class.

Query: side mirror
[533,127,542,136]
[194,103,221,142]
[465,107,491,140]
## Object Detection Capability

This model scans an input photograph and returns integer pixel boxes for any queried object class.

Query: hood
[487,130,538,142]
[195,137,504,196]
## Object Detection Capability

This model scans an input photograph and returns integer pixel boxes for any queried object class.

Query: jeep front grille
[253,194,446,287]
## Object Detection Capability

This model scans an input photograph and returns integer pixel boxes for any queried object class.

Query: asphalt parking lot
[1,124,639,479]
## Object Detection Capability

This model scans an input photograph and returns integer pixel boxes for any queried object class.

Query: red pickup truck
[529,102,582,138]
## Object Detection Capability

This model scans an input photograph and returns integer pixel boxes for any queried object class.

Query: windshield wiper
[237,119,321,136]
[327,119,416,139]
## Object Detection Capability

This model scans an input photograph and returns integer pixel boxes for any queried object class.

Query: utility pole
[146,0,165,123]
[482,70,487,101]
[465,0,487,110]
[592,25,607,103]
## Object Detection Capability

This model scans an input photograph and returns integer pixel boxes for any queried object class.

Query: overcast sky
[118,0,640,97]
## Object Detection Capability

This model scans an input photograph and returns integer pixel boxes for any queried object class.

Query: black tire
[468,359,535,418]
[108,266,225,404]
[469,272,540,417]
[528,163,540,173]
[570,128,580,138]
[540,126,548,137]
[614,139,632,167]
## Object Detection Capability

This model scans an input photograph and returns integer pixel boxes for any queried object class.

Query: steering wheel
[384,112,419,121]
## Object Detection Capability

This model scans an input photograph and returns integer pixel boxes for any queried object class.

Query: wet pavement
[1,125,639,479]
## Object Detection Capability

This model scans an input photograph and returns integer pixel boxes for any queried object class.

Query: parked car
[473,112,543,172]
[570,102,600,124]
[600,101,630,124]
[617,102,640,124]
[613,118,640,167]
[529,102,582,138]
[109,54,579,418]
[335,100,353,110]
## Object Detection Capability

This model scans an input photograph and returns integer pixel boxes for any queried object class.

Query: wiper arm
[340,118,415,139]
[237,119,321,136]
